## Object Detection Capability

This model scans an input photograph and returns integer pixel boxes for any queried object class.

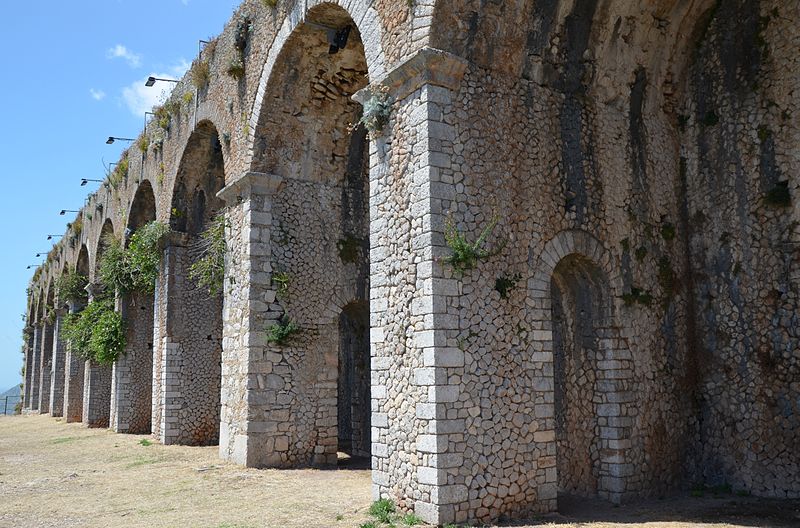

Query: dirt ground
[1,415,798,528]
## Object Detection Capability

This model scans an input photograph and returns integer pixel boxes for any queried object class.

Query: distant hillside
[2,385,21,398]
[1,385,21,415]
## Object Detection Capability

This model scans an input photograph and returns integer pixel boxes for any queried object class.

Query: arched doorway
[551,254,609,498]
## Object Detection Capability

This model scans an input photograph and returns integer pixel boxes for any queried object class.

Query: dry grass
[0,415,371,527]
[1,415,798,528]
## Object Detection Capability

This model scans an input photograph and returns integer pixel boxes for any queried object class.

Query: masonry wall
[679,0,800,498]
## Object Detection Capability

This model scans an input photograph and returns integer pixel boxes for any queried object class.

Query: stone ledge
[217,172,283,205]
[353,46,469,104]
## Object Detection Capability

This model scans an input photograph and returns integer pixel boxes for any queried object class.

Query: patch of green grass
[51,436,81,445]
[139,439,152,446]
[359,523,378,528]
[368,499,396,524]
[125,456,163,469]
[335,514,344,521]
[400,513,423,526]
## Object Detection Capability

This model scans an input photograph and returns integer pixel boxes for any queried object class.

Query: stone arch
[76,245,90,279]
[109,183,156,435]
[529,230,634,504]
[128,181,157,234]
[242,1,373,467]
[153,120,226,446]
[63,243,91,423]
[245,0,386,170]
[36,281,56,414]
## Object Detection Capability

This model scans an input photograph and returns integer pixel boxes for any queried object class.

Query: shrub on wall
[358,85,393,137]
[61,297,125,364]
[99,221,169,294]
[189,212,227,295]
[56,271,89,304]
[443,214,504,274]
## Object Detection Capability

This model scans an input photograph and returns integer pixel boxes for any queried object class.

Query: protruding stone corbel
[159,230,191,250]
[353,46,469,104]
[217,172,283,205]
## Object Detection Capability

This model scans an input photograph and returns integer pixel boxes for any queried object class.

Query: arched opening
[111,184,156,435]
[155,121,224,446]
[551,254,609,501]
[251,3,371,466]
[38,283,56,414]
[63,246,90,422]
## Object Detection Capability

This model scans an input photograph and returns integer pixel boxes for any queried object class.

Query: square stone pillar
[38,321,54,414]
[82,360,112,427]
[82,284,111,428]
[152,232,222,445]
[216,172,284,466]
[23,327,34,409]
[28,325,41,411]
[353,48,470,526]
[111,291,154,434]
[48,308,68,417]
[63,300,85,422]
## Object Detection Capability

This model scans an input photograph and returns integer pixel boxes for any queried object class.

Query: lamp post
[59,210,80,216]
[80,179,104,187]
[106,137,135,145]
[145,76,180,87]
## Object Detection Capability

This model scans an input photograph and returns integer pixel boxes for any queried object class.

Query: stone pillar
[29,325,41,411]
[37,320,54,414]
[152,233,222,445]
[111,291,154,434]
[216,172,283,466]
[63,300,86,422]
[22,327,34,409]
[353,48,471,525]
[82,284,111,427]
[48,307,68,417]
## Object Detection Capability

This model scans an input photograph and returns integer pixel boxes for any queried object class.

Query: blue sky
[0,0,241,392]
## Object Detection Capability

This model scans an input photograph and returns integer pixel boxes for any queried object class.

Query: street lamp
[81,179,104,187]
[145,76,180,87]
[106,137,135,145]
[59,209,79,216]
[46,235,62,241]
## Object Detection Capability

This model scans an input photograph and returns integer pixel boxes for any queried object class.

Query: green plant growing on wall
[337,235,363,263]
[494,273,521,299]
[226,53,246,80]
[765,181,791,207]
[443,214,504,274]
[190,60,211,90]
[272,271,290,300]
[99,222,169,294]
[107,154,130,189]
[56,271,88,304]
[62,296,125,365]
[358,85,392,136]
[262,0,277,8]
[621,286,653,307]
[189,212,227,296]
[89,309,127,364]
[265,315,299,345]
[661,222,676,241]
[137,134,150,153]
[182,91,194,106]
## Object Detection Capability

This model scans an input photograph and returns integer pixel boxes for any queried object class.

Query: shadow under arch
[152,119,225,446]
[110,182,157,435]
[241,2,372,467]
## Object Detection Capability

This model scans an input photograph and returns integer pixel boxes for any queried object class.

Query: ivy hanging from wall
[55,271,89,304]
[61,296,126,365]
[99,221,170,294]
[189,212,228,296]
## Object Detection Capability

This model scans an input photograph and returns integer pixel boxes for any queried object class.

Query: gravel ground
[2,414,798,528]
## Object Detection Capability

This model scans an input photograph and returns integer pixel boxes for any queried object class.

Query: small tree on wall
[99,221,170,294]
[55,271,89,304]
[189,211,228,296]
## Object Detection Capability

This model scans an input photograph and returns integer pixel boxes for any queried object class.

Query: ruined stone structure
[21,0,799,525]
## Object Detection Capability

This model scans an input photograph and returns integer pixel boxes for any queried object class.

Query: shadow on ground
[495,493,800,527]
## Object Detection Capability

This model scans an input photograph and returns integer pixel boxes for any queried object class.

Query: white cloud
[107,45,142,68]
[120,61,190,117]
[89,88,106,101]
